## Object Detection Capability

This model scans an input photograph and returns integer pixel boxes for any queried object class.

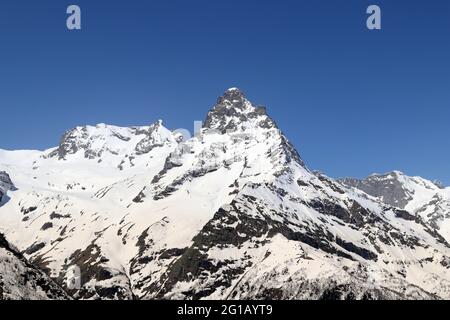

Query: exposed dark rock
[335,237,377,261]
[41,222,53,231]
[308,198,370,228]
[0,233,68,300]
[0,171,14,204]
[50,212,70,220]
[395,209,416,221]
[24,242,46,255]
[159,248,187,260]
[21,206,37,215]
[203,88,278,134]
[339,172,413,209]
[134,120,166,155]
[56,241,134,300]
[132,188,146,203]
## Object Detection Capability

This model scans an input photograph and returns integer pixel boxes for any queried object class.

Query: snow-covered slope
[340,172,450,242]
[0,89,449,300]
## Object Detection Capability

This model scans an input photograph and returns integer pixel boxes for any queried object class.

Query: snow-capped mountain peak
[1,89,450,300]
[143,89,305,206]
[340,171,450,241]
[203,88,277,134]
[340,171,446,208]
[47,120,178,162]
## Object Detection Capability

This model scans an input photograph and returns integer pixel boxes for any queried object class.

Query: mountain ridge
[0,232,69,300]
[1,88,449,300]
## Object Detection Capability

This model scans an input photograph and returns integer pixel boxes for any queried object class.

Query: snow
[0,88,449,300]
[0,238,67,300]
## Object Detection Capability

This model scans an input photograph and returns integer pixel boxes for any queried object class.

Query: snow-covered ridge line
[0,88,449,300]
[339,171,450,242]
[45,119,177,161]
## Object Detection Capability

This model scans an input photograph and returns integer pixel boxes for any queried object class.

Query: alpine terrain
[0,88,449,300]
[0,232,68,300]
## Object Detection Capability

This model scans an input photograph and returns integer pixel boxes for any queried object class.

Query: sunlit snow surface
[1,89,449,300]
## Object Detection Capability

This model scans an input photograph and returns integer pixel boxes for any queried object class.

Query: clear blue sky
[0,0,449,184]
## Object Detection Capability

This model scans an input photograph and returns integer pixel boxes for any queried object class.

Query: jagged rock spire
[218,87,248,110]
[203,88,276,133]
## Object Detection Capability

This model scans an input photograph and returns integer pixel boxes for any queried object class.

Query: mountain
[47,120,178,165]
[339,171,450,242]
[0,233,68,300]
[0,88,449,300]
[0,171,14,204]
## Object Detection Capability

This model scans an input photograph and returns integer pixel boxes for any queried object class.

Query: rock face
[50,120,177,162]
[339,171,450,242]
[0,171,14,204]
[339,172,414,208]
[0,89,449,300]
[0,233,68,300]
[204,88,277,133]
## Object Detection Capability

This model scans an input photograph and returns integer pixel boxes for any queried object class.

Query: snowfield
[1,88,449,300]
